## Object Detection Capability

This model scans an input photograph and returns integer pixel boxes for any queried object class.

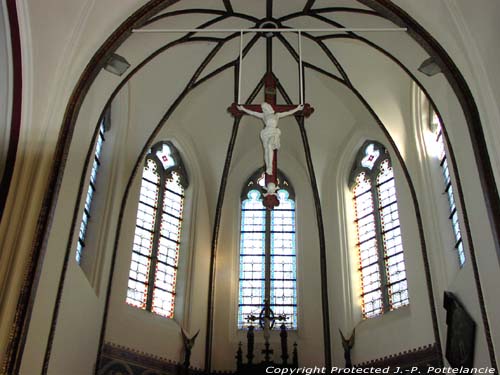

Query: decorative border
[100,342,442,374]
[100,342,203,374]
[356,343,441,369]
[99,342,234,375]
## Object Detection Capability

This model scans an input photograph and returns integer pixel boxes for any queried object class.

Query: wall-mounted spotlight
[104,53,130,76]
[418,57,441,77]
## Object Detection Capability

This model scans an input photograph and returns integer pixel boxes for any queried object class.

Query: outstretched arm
[237,105,264,118]
[277,104,304,118]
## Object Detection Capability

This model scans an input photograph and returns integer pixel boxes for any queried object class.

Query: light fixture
[418,57,441,77]
[104,53,130,76]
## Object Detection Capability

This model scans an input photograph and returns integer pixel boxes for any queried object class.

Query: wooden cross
[228,73,314,209]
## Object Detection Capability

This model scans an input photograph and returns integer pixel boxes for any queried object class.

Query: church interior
[1,1,500,374]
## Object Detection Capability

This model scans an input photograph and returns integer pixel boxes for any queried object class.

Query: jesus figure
[238,102,303,175]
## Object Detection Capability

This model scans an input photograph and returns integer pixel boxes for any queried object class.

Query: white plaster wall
[429,77,497,367]
[0,0,148,367]
[394,0,500,188]
[211,136,324,371]
[19,76,128,374]
[324,122,435,365]
[106,127,211,370]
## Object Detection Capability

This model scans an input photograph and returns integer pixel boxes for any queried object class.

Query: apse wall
[319,88,435,365]
[410,86,494,367]
[211,121,324,370]
[18,73,127,374]
[103,46,265,370]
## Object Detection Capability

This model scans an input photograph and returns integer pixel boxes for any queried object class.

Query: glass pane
[361,143,381,170]
[377,160,409,310]
[238,177,297,330]
[363,289,383,318]
[271,190,297,329]
[75,122,105,264]
[156,143,176,170]
[152,288,175,318]
[353,173,383,318]
[431,114,465,267]
[127,160,159,310]
[238,189,265,328]
[126,278,148,309]
[151,172,185,317]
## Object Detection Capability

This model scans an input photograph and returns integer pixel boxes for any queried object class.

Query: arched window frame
[349,141,409,318]
[428,107,466,268]
[76,109,110,266]
[126,141,189,319]
[238,169,297,330]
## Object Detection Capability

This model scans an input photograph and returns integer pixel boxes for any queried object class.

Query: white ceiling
[107,0,425,207]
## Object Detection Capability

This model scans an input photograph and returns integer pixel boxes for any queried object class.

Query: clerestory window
[76,119,106,265]
[238,170,297,329]
[349,141,409,318]
[429,110,465,267]
[126,142,189,318]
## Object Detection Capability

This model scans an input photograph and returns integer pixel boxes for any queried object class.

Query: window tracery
[126,142,188,318]
[238,170,297,329]
[349,142,409,318]
[76,120,106,264]
[430,111,465,267]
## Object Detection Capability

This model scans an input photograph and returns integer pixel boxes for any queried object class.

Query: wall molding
[99,342,206,375]
[356,343,441,369]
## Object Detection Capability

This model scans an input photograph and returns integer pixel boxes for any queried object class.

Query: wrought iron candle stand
[235,302,298,374]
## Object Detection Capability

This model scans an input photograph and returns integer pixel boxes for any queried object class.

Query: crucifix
[228,73,314,210]
[228,72,314,360]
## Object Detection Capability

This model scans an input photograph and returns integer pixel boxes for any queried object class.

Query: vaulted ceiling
[99,0,433,208]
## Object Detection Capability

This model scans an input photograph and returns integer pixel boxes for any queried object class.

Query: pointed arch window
[429,110,465,267]
[76,118,107,264]
[238,170,297,329]
[349,142,409,318]
[126,142,189,318]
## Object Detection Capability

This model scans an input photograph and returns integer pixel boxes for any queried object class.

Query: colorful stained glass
[156,143,175,170]
[271,190,297,329]
[76,122,106,264]
[351,143,409,318]
[238,173,297,329]
[238,189,266,328]
[126,144,186,318]
[353,173,382,318]
[431,113,465,267]
[361,143,380,170]
[126,159,159,309]
[377,160,409,310]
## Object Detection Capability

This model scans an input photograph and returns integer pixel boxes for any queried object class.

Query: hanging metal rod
[132,27,407,33]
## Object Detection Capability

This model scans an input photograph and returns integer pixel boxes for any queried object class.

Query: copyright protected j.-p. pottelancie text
[265,366,496,374]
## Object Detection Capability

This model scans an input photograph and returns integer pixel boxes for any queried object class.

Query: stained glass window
[126,142,188,318]
[350,142,409,318]
[76,120,106,264]
[431,112,465,267]
[238,171,297,329]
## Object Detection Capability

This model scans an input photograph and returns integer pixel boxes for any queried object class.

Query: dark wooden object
[227,72,314,210]
[443,292,476,368]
